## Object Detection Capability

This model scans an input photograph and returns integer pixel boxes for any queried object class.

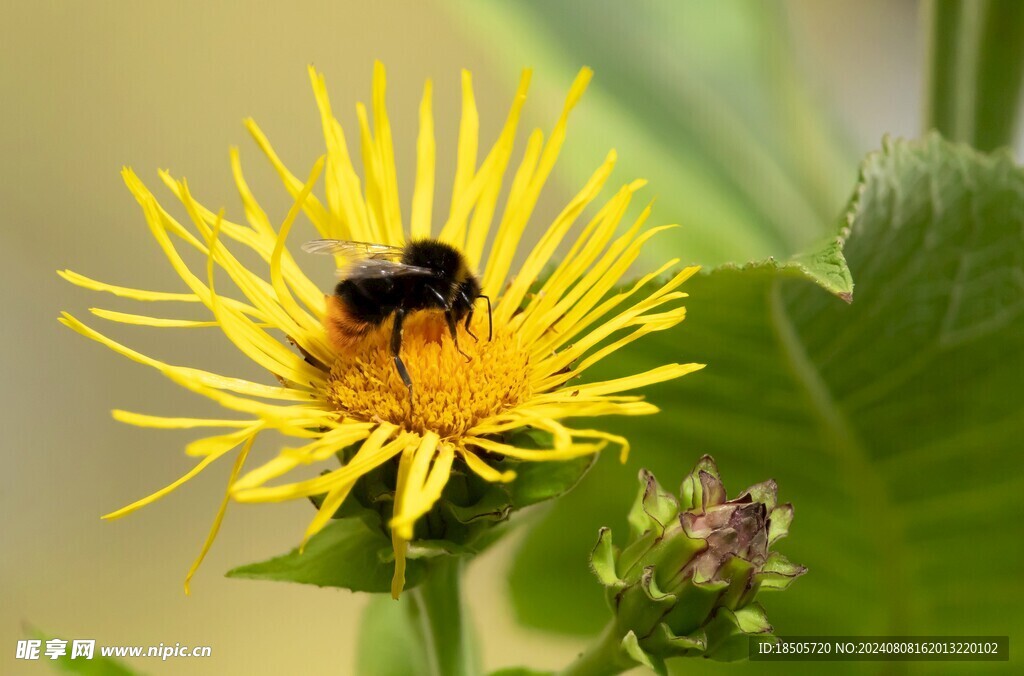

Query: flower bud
[589,456,805,669]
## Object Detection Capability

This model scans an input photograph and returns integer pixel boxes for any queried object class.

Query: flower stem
[558,622,630,676]
[971,0,1024,151]
[923,0,1024,150]
[923,0,975,141]
[407,556,477,676]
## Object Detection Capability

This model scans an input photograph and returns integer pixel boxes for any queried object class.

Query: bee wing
[339,258,436,280]
[301,239,404,260]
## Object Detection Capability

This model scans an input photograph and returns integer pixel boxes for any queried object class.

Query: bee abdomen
[324,294,375,350]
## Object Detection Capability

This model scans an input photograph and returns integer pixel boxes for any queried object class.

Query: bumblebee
[302,238,491,409]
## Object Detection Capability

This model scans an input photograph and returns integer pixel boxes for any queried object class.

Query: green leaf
[501,435,597,509]
[442,0,857,266]
[226,508,425,593]
[510,135,1024,672]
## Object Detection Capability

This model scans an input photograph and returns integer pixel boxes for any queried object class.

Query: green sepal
[646,530,706,593]
[615,528,661,581]
[406,539,479,559]
[702,603,773,662]
[679,455,721,511]
[444,488,513,526]
[737,479,778,512]
[627,469,679,540]
[621,631,658,672]
[754,551,807,590]
[643,621,707,659]
[733,602,773,634]
[767,503,794,545]
[715,555,758,610]
[589,527,622,587]
[658,576,728,638]
[613,567,676,638]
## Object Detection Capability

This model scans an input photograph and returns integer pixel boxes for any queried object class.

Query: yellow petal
[185,434,254,594]
[300,479,358,552]
[103,426,260,520]
[232,426,410,502]
[59,270,198,302]
[122,174,321,386]
[162,370,331,423]
[517,188,648,344]
[89,308,225,328]
[533,323,663,392]
[531,228,684,357]
[112,410,259,429]
[390,444,416,599]
[307,65,372,240]
[495,150,617,325]
[195,203,325,387]
[464,436,605,462]
[462,69,531,269]
[230,422,380,493]
[59,313,318,403]
[482,67,592,296]
[459,448,517,483]
[176,181,330,377]
[371,61,404,244]
[185,425,263,457]
[450,70,479,221]
[568,428,631,463]
[356,101,389,244]
[409,80,435,240]
[468,413,572,450]
[479,128,543,296]
[391,437,455,539]
[221,151,329,317]
[268,156,336,366]
[556,363,706,399]
[533,301,687,382]
[244,117,333,233]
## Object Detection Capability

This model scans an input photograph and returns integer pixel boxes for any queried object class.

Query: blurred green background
[2,1,1021,674]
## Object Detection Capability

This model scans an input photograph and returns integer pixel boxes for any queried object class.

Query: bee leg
[463,309,478,341]
[446,310,472,362]
[391,308,414,414]
[459,288,479,341]
[478,294,493,341]
[427,284,472,360]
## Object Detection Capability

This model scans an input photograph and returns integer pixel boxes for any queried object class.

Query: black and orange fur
[322,239,491,409]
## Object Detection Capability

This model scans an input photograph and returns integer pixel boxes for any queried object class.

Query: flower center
[324,312,531,437]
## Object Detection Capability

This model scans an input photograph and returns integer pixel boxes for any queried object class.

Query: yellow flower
[60,62,703,597]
